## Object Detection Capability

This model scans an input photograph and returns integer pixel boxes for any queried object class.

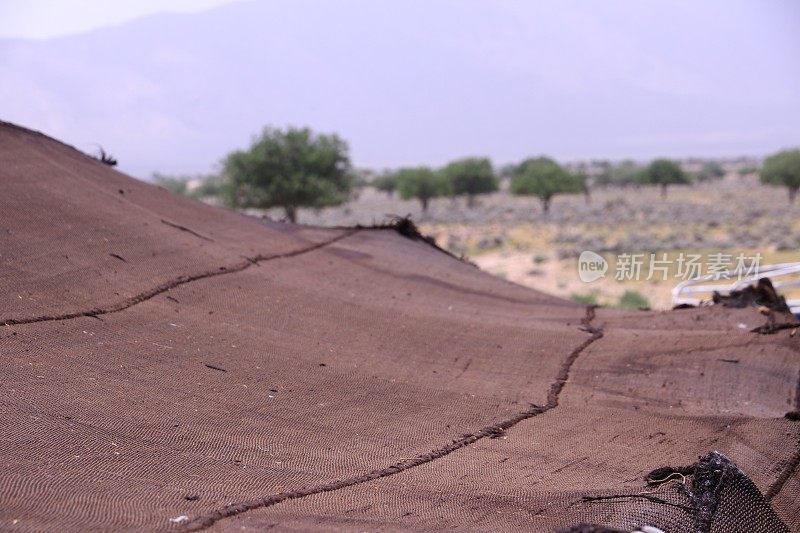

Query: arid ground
[261,175,800,310]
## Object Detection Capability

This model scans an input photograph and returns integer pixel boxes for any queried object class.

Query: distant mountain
[1,0,798,177]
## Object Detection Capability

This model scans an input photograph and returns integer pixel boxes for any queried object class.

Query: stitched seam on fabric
[1,230,357,326]
[183,306,603,531]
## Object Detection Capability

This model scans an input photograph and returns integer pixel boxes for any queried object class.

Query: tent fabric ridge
[0,229,358,327]
[337,260,551,306]
[5,121,798,532]
[0,119,90,161]
[182,306,604,531]
[766,369,800,500]
[332,215,474,265]
[765,443,800,501]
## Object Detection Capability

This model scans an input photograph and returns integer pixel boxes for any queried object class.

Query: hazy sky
[0,1,239,39]
[1,0,798,177]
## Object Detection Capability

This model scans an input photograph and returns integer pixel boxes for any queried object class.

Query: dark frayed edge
[96,146,118,166]
[653,451,794,532]
[641,452,737,533]
[678,276,798,334]
[713,277,791,314]
[686,451,733,533]
[334,215,475,265]
[578,452,773,533]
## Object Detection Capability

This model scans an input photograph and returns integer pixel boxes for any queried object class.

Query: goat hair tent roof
[0,121,798,532]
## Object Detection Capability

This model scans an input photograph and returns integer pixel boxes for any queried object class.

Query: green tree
[442,157,497,207]
[760,149,800,203]
[509,157,579,215]
[372,173,398,198]
[596,159,643,187]
[221,126,353,222]
[395,167,451,212]
[694,161,726,182]
[642,159,689,198]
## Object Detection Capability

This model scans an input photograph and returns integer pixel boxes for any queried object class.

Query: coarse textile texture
[0,121,798,532]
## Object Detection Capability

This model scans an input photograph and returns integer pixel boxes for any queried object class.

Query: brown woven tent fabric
[0,121,798,532]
